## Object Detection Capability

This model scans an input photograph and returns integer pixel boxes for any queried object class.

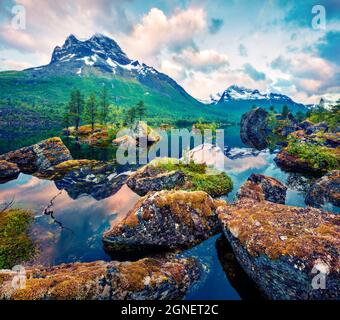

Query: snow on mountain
[26,34,170,81]
[316,94,340,110]
[210,85,296,104]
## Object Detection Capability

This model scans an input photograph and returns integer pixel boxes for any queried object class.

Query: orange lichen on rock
[218,199,340,271]
[103,190,224,250]
[0,258,200,300]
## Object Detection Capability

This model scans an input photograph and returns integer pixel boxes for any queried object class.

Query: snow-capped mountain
[309,94,340,110]
[210,85,298,105]
[25,33,187,96]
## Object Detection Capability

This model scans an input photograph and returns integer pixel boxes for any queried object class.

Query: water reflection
[0,174,140,266]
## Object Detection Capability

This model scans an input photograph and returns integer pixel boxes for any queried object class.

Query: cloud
[238,43,248,57]
[208,18,224,34]
[0,0,133,55]
[270,51,339,97]
[120,7,207,64]
[0,59,32,71]
[243,63,266,81]
[172,48,229,72]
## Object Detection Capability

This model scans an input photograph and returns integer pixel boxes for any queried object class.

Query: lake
[0,125,338,300]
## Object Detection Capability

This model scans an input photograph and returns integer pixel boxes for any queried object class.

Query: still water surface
[0,126,337,300]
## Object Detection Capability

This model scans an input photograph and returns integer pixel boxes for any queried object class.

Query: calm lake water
[0,125,338,300]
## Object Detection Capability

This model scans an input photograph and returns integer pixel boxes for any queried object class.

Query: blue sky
[0,0,339,103]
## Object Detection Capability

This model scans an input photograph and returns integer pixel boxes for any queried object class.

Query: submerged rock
[0,160,20,183]
[0,257,200,300]
[305,170,340,208]
[0,137,72,174]
[237,174,287,204]
[240,107,269,150]
[218,199,340,300]
[103,190,224,252]
[54,161,129,200]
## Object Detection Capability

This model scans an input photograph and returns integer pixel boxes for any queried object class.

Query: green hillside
[0,71,226,125]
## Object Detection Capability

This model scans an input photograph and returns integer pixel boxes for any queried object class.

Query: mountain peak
[63,34,80,48]
[210,84,301,106]
[49,33,131,66]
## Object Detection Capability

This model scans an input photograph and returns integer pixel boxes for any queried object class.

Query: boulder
[54,161,129,200]
[113,122,161,147]
[305,170,340,208]
[240,108,269,150]
[0,160,20,182]
[305,122,328,135]
[133,121,160,144]
[237,174,287,204]
[127,158,232,197]
[0,138,72,174]
[274,149,321,174]
[112,135,136,147]
[299,120,314,130]
[0,257,200,300]
[103,190,224,252]
[127,163,185,196]
[218,199,340,300]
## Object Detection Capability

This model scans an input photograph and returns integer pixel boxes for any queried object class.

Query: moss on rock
[128,158,233,197]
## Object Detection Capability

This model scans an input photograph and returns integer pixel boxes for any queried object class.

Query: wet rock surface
[103,190,224,251]
[54,161,129,200]
[0,137,72,174]
[305,170,340,208]
[237,174,287,204]
[218,199,340,300]
[0,257,200,300]
[0,160,20,183]
[240,107,269,150]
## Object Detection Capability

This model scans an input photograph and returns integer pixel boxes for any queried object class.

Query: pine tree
[136,100,146,120]
[282,105,289,117]
[68,89,84,133]
[100,87,109,124]
[125,107,137,125]
[85,93,97,132]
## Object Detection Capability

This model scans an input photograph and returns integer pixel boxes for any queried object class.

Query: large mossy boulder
[127,158,233,197]
[274,143,339,174]
[237,174,287,204]
[0,257,200,300]
[218,199,340,300]
[305,170,340,208]
[240,107,269,150]
[103,190,225,252]
[0,137,72,174]
[0,160,20,183]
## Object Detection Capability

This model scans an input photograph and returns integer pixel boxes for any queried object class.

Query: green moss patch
[150,158,233,197]
[286,140,339,172]
[0,209,35,269]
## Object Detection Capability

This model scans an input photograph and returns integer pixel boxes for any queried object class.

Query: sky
[0,0,339,104]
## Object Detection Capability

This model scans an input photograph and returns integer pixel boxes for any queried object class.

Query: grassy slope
[0,71,223,124]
